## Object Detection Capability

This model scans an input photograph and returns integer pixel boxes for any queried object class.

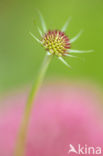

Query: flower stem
[14,54,53,156]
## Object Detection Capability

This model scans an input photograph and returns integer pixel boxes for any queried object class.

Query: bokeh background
[0,0,103,94]
[0,1,103,155]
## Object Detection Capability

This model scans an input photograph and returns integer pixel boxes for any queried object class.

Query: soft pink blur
[0,83,103,156]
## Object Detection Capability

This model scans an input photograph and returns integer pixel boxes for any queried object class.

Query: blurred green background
[0,0,103,93]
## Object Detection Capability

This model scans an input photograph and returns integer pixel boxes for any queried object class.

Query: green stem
[14,54,52,156]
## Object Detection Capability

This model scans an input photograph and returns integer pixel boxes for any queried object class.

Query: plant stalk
[14,54,52,156]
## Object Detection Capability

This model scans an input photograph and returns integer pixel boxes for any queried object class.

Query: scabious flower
[14,13,94,156]
[30,12,93,68]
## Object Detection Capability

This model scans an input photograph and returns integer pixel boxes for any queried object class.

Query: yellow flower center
[42,30,70,56]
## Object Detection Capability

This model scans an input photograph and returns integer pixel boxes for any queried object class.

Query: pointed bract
[64,54,77,58]
[68,49,94,53]
[37,27,43,36]
[61,17,72,32]
[58,57,71,69]
[38,11,47,33]
[70,30,83,43]
[29,32,42,44]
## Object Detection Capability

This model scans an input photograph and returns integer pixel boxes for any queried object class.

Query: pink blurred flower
[0,83,103,156]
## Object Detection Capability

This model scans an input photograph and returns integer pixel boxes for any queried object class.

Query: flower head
[42,30,70,57]
[30,12,93,68]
